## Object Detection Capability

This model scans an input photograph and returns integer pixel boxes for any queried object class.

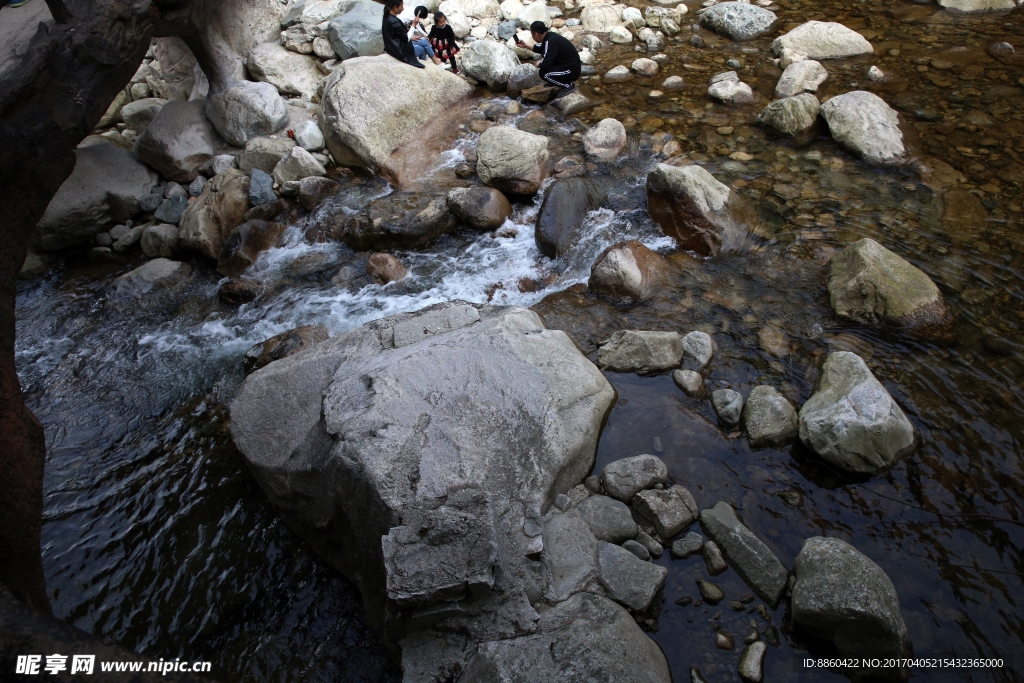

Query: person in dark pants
[382,0,424,68]
[515,20,581,98]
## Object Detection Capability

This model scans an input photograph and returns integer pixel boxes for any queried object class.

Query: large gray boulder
[121,98,167,136]
[700,502,789,608]
[771,21,873,60]
[328,0,387,60]
[827,238,948,331]
[461,40,521,90]
[596,330,684,374]
[821,91,907,166]
[136,100,230,183]
[248,42,324,96]
[646,163,761,256]
[757,93,820,137]
[741,386,798,448]
[452,593,671,683]
[319,56,472,184]
[204,80,289,148]
[793,537,908,662]
[34,143,157,251]
[178,169,252,260]
[597,541,667,611]
[112,258,193,300]
[476,126,550,195]
[535,178,607,258]
[232,303,646,680]
[699,2,779,41]
[798,351,915,475]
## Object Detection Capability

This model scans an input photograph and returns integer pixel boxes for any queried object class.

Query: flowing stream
[14,0,1024,680]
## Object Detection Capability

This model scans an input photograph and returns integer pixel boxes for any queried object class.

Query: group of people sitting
[382,0,581,98]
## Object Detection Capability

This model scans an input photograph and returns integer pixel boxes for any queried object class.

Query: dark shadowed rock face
[588,240,672,304]
[217,219,286,277]
[243,324,330,375]
[535,178,608,258]
[338,193,457,251]
[646,163,763,256]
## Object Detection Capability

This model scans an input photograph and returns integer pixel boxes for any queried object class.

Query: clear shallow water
[14,1,1024,681]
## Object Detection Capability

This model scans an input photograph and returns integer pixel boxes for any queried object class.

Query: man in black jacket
[515,21,581,98]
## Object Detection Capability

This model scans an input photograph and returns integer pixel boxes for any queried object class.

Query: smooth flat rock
[576,495,639,543]
[597,541,668,611]
[597,330,684,374]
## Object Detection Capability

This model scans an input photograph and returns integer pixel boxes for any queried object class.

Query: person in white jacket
[406,5,442,66]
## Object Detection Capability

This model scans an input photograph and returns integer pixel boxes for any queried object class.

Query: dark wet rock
[690,666,710,683]
[140,193,164,213]
[622,539,651,561]
[217,220,286,277]
[345,193,457,250]
[646,163,761,256]
[744,627,759,643]
[179,169,252,261]
[298,176,341,211]
[986,41,1015,65]
[793,537,908,662]
[476,126,551,195]
[140,223,180,258]
[741,385,798,448]
[154,195,188,224]
[764,624,781,647]
[712,389,743,429]
[757,603,772,623]
[239,137,297,176]
[828,238,949,332]
[820,91,907,167]
[588,240,670,304]
[245,197,295,223]
[703,540,728,575]
[249,169,277,206]
[577,495,639,544]
[758,92,820,137]
[670,531,704,559]
[633,485,699,538]
[112,258,193,300]
[676,595,693,607]
[189,176,207,198]
[738,641,766,683]
[699,2,779,41]
[243,324,330,375]
[447,187,514,230]
[218,279,264,305]
[598,541,668,611]
[597,330,684,374]
[535,178,608,258]
[700,502,789,608]
[366,253,408,285]
[799,351,915,475]
[636,530,664,558]
[716,630,736,650]
[136,100,229,183]
[112,225,146,253]
[601,454,669,502]
[88,247,122,264]
[455,162,477,179]
[33,143,158,251]
[696,579,724,604]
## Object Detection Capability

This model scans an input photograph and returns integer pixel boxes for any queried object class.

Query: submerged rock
[646,163,761,256]
[535,178,607,258]
[447,187,513,230]
[792,537,908,662]
[771,21,873,60]
[597,330,684,374]
[700,502,789,608]
[741,385,798,448]
[243,325,330,375]
[34,143,157,251]
[820,91,907,166]
[319,56,473,184]
[476,126,551,195]
[699,2,779,41]
[798,351,915,475]
[827,238,949,332]
[601,454,668,502]
[588,240,670,303]
[758,93,820,137]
